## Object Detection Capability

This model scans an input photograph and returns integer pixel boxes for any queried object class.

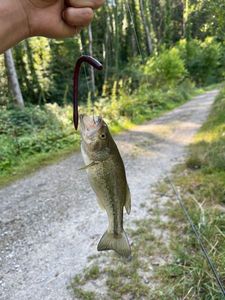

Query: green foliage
[2,32,222,186]
[0,42,198,181]
[48,38,81,105]
[0,54,8,106]
[156,86,225,299]
[0,105,79,173]
[1,0,225,109]
[187,86,225,172]
[187,0,225,41]
[144,48,187,88]
[176,38,225,85]
[0,74,194,185]
[13,37,81,106]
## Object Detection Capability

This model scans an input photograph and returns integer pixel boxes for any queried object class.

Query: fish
[79,115,131,257]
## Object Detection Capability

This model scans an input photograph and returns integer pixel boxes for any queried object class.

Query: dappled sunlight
[195,119,225,141]
[195,127,225,143]
[0,0,224,297]
[45,103,73,128]
[117,118,203,159]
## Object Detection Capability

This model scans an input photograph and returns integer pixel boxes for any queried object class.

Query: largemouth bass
[80,115,131,257]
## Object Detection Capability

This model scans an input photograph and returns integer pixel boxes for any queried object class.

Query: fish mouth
[80,114,103,138]
[80,114,102,129]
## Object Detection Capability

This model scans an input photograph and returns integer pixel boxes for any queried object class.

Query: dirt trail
[0,90,218,300]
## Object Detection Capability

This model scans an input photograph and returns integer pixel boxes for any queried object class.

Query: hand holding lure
[73,55,103,130]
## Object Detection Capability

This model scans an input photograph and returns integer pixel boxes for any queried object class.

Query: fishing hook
[73,55,103,130]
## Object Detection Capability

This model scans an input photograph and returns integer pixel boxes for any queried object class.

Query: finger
[51,24,80,38]
[63,7,94,27]
[66,0,105,10]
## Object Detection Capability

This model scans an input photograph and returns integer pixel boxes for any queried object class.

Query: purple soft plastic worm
[73,55,103,130]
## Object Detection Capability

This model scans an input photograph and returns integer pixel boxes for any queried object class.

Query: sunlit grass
[155,85,225,299]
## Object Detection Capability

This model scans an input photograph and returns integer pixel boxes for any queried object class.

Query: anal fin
[125,185,131,214]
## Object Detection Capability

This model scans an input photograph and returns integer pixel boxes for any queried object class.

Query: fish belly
[85,158,125,234]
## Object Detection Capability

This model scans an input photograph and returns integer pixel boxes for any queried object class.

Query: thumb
[62,7,93,28]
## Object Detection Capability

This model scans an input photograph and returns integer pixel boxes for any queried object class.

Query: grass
[69,84,225,299]
[69,215,169,300]
[153,85,225,299]
[0,143,79,188]
[0,82,220,188]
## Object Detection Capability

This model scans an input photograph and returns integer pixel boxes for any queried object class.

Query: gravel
[0,90,218,300]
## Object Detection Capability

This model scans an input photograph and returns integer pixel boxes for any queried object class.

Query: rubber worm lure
[73,55,103,130]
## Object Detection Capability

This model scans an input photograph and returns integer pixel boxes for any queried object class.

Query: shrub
[176,38,224,85]
[0,105,78,171]
[143,48,187,88]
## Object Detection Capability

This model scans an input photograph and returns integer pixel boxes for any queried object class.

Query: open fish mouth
[80,114,103,131]
[80,115,104,143]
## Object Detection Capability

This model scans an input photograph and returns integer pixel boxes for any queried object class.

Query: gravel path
[0,90,218,300]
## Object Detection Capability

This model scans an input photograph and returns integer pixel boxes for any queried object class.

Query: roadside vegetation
[68,86,225,299]
[0,81,192,187]
[1,1,225,186]
[156,85,225,299]
[0,38,223,186]
[1,0,225,298]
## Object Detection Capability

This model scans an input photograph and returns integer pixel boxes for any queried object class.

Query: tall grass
[157,86,225,299]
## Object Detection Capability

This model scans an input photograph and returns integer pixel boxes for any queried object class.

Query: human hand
[20,0,104,38]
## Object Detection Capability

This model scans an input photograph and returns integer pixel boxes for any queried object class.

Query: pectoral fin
[125,184,131,214]
[78,161,98,171]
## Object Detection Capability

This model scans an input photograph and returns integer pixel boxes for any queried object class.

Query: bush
[0,105,78,171]
[176,38,224,85]
[0,43,198,178]
[143,48,187,88]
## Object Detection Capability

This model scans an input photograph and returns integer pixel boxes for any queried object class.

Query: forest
[1,1,225,298]
[1,0,225,180]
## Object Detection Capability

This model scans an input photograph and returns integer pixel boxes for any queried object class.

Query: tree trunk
[183,0,190,39]
[149,0,163,47]
[88,24,95,97]
[24,39,42,103]
[4,49,24,108]
[103,12,109,83]
[139,0,153,55]
[113,0,119,72]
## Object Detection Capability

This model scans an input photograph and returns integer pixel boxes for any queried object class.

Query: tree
[88,24,96,98]
[4,49,24,108]
[139,0,153,55]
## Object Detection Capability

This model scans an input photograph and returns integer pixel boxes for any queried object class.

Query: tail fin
[97,230,131,258]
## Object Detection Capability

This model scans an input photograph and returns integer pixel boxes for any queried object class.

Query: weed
[154,86,225,299]
[84,265,100,281]
[71,287,97,300]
